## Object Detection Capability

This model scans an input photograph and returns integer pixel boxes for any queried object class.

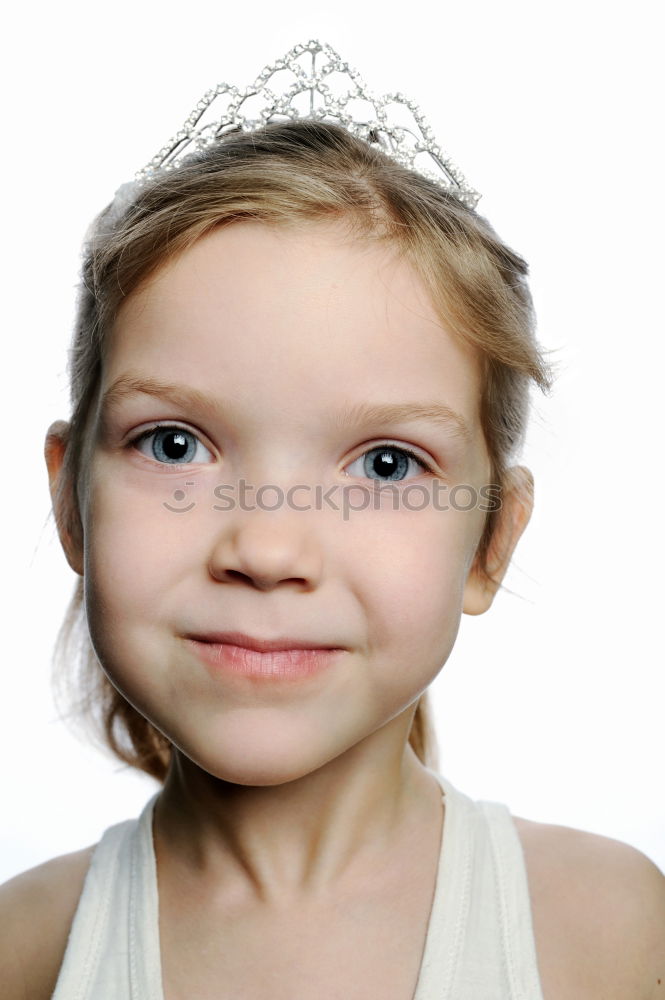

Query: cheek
[86,448,199,564]
[86,495,157,605]
[81,471,191,723]
[82,461,190,655]
[353,504,475,665]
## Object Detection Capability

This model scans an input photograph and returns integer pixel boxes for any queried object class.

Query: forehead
[108,219,484,435]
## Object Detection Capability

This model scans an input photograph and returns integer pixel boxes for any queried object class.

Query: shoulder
[0,843,96,1000]
[514,816,665,999]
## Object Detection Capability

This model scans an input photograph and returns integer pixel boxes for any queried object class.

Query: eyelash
[130,423,213,467]
[352,444,434,479]
[129,423,435,479]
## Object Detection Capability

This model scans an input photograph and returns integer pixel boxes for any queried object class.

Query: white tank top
[51,770,545,999]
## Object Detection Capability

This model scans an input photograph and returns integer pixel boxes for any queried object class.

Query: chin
[169,726,358,789]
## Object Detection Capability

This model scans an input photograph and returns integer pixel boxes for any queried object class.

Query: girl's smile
[186,637,346,682]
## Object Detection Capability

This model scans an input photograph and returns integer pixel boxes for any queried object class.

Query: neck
[152,720,441,907]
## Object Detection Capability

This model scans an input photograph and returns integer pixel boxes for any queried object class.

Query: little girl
[2,40,663,1000]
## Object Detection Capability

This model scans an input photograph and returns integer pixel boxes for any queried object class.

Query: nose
[207,510,324,591]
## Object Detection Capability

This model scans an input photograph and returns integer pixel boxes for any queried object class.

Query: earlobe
[462,466,534,616]
[45,420,84,576]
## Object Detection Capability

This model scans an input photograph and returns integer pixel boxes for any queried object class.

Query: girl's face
[77,220,495,784]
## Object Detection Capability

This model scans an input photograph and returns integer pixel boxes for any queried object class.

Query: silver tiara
[135,40,481,210]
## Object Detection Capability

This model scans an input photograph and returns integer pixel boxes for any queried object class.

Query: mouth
[184,631,346,681]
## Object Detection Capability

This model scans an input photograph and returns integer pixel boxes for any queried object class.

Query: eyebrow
[100,373,472,443]
[101,374,221,422]
[333,400,472,443]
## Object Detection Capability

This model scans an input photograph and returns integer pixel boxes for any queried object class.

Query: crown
[136,40,481,209]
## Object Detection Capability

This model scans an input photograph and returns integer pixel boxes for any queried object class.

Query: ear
[45,420,84,576]
[463,465,534,616]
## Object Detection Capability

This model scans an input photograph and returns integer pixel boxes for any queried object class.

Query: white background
[1,0,663,883]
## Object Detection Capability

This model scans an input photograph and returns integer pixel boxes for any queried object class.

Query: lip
[186,631,344,653]
[185,635,344,681]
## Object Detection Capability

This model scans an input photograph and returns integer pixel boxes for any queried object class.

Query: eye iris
[153,429,195,463]
[365,447,409,481]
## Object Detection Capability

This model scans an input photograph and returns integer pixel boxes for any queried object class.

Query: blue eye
[133,426,214,465]
[346,444,432,482]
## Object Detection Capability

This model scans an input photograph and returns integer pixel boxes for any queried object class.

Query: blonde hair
[52,121,553,781]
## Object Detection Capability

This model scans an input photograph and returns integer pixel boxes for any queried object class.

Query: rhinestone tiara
[136,40,481,210]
